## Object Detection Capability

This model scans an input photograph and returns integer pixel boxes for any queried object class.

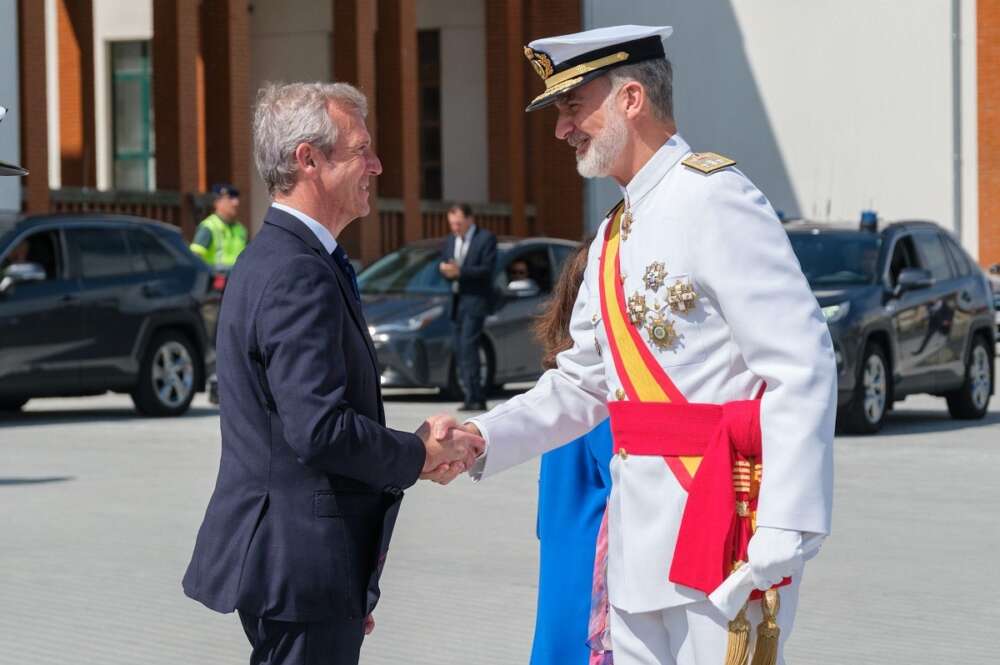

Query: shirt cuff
[464,416,491,481]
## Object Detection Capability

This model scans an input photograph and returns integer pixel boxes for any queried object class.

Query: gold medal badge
[643,261,668,292]
[667,280,698,314]
[645,311,677,350]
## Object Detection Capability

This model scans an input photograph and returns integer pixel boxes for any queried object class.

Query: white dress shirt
[272,202,338,255]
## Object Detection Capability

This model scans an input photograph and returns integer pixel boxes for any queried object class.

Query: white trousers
[609,575,801,665]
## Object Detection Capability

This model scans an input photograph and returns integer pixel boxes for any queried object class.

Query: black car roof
[5,213,182,235]
[398,235,580,252]
[784,219,943,235]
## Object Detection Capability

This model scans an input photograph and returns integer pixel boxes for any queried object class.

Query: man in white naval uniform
[447,25,836,665]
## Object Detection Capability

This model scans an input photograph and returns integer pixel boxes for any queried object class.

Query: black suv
[0,214,214,416]
[786,220,995,433]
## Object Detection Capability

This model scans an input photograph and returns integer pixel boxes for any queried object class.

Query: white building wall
[248,0,334,228]
[92,0,153,191]
[583,0,976,252]
[417,0,488,204]
[0,0,21,212]
[45,0,59,190]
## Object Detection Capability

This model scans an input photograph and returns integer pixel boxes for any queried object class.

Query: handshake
[415,415,484,485]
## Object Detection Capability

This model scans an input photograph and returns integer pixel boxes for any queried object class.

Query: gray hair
[253,82,369,196]
[607,58,674,122]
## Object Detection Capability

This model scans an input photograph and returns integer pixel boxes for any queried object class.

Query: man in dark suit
[439,203,497,411]
[183,82,481,665]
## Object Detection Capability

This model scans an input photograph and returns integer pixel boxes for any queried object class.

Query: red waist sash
[608,399,768,595]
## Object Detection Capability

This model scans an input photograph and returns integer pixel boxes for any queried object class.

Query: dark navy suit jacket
[442,227,498,315]
[183,206,426,622]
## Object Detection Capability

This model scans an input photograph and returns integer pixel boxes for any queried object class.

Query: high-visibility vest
[190,214,247,267]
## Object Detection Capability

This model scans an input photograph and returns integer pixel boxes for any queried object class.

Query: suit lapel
[264,208,382,394]
[324,252,380,370]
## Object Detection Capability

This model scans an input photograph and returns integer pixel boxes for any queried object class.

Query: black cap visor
[0,160,27,177]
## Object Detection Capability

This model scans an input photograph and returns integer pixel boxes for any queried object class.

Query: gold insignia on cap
[681,152,737,174]
[667,280,698,314]
[627,292,648,326]
[523,46,554,80]
[643,261,668,292]
[645,313,677,350]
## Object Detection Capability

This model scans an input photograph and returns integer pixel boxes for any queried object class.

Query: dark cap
[211,183,240,198]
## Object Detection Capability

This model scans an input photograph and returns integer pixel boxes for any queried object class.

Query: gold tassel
[750,589,781,665]
[724,603,751,665]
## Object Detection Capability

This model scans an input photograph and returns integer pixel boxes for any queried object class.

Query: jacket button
[615,388,626,401]
[619,448,629,460]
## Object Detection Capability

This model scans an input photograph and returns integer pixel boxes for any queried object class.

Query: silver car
[358,236,579,397]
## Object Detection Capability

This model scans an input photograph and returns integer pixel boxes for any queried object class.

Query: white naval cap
[523,25,673,112]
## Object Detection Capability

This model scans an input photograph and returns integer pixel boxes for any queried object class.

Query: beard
[573,102,627,179]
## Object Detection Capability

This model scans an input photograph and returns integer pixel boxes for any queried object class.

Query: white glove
[747,526,806,590]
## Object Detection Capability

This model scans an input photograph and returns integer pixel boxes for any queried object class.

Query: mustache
[567,132,590,148]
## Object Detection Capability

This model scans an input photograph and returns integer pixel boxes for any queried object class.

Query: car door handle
[143,284,165,298]
[60,294,78,304]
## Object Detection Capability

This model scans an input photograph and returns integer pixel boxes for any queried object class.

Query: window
[1,230,63,280]
[914,233,953,281]
[788,233,881,286]
[127,229,176,272]
[942,236,972,276]
[417,30,442,200]
[502,248,553,293]
[550,244,577,280]
[111,41,155,191]
[888,235,919,286]
[70,228,134,278]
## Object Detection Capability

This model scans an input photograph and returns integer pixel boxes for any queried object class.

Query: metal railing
[47,189,536,255]
[49,187,185,225]
[377,198,536,254]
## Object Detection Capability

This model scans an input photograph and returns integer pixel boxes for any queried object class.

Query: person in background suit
[439,203,497,411]
[182,82,482,665]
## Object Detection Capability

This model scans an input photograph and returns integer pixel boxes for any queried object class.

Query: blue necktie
[331,246,360,302]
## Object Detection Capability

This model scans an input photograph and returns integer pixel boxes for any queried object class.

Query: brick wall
[17,0,49,212]
[525,0,582,240]
[57,0,96,187]
[979,0,1000,267]
[486,0,583,240]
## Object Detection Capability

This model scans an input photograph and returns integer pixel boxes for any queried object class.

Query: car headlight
[370,305,444,334]
[821,301,850,323]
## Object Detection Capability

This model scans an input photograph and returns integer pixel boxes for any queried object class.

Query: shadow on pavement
[0,406,218,427]
[0,476,74,486]
[844,409,1000,438]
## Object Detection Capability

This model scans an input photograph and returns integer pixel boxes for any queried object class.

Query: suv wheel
[840,343,890,434]
[132,331,198,417]
[945,336,992,419]
[0,397,28,412]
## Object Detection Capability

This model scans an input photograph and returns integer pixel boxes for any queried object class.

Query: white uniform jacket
[470,134,836,613]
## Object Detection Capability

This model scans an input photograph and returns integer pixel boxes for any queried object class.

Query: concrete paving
[1,388,998,664]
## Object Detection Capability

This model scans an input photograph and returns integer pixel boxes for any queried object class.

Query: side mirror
[893,267,933,297]
[0,261,46,294]
[505,278,540,299]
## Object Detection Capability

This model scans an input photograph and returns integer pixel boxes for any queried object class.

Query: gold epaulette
[682,152,737,175]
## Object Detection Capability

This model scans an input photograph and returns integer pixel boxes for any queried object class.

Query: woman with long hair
[530,241,613,665]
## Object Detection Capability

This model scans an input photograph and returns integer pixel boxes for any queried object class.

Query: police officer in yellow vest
[190,183,248,267]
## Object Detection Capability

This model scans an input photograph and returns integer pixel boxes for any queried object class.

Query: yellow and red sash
[598,203,784,594]
[597,202,701,489]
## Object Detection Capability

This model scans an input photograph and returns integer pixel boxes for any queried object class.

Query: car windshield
[358,245,451,295]
[788,232,881,286]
